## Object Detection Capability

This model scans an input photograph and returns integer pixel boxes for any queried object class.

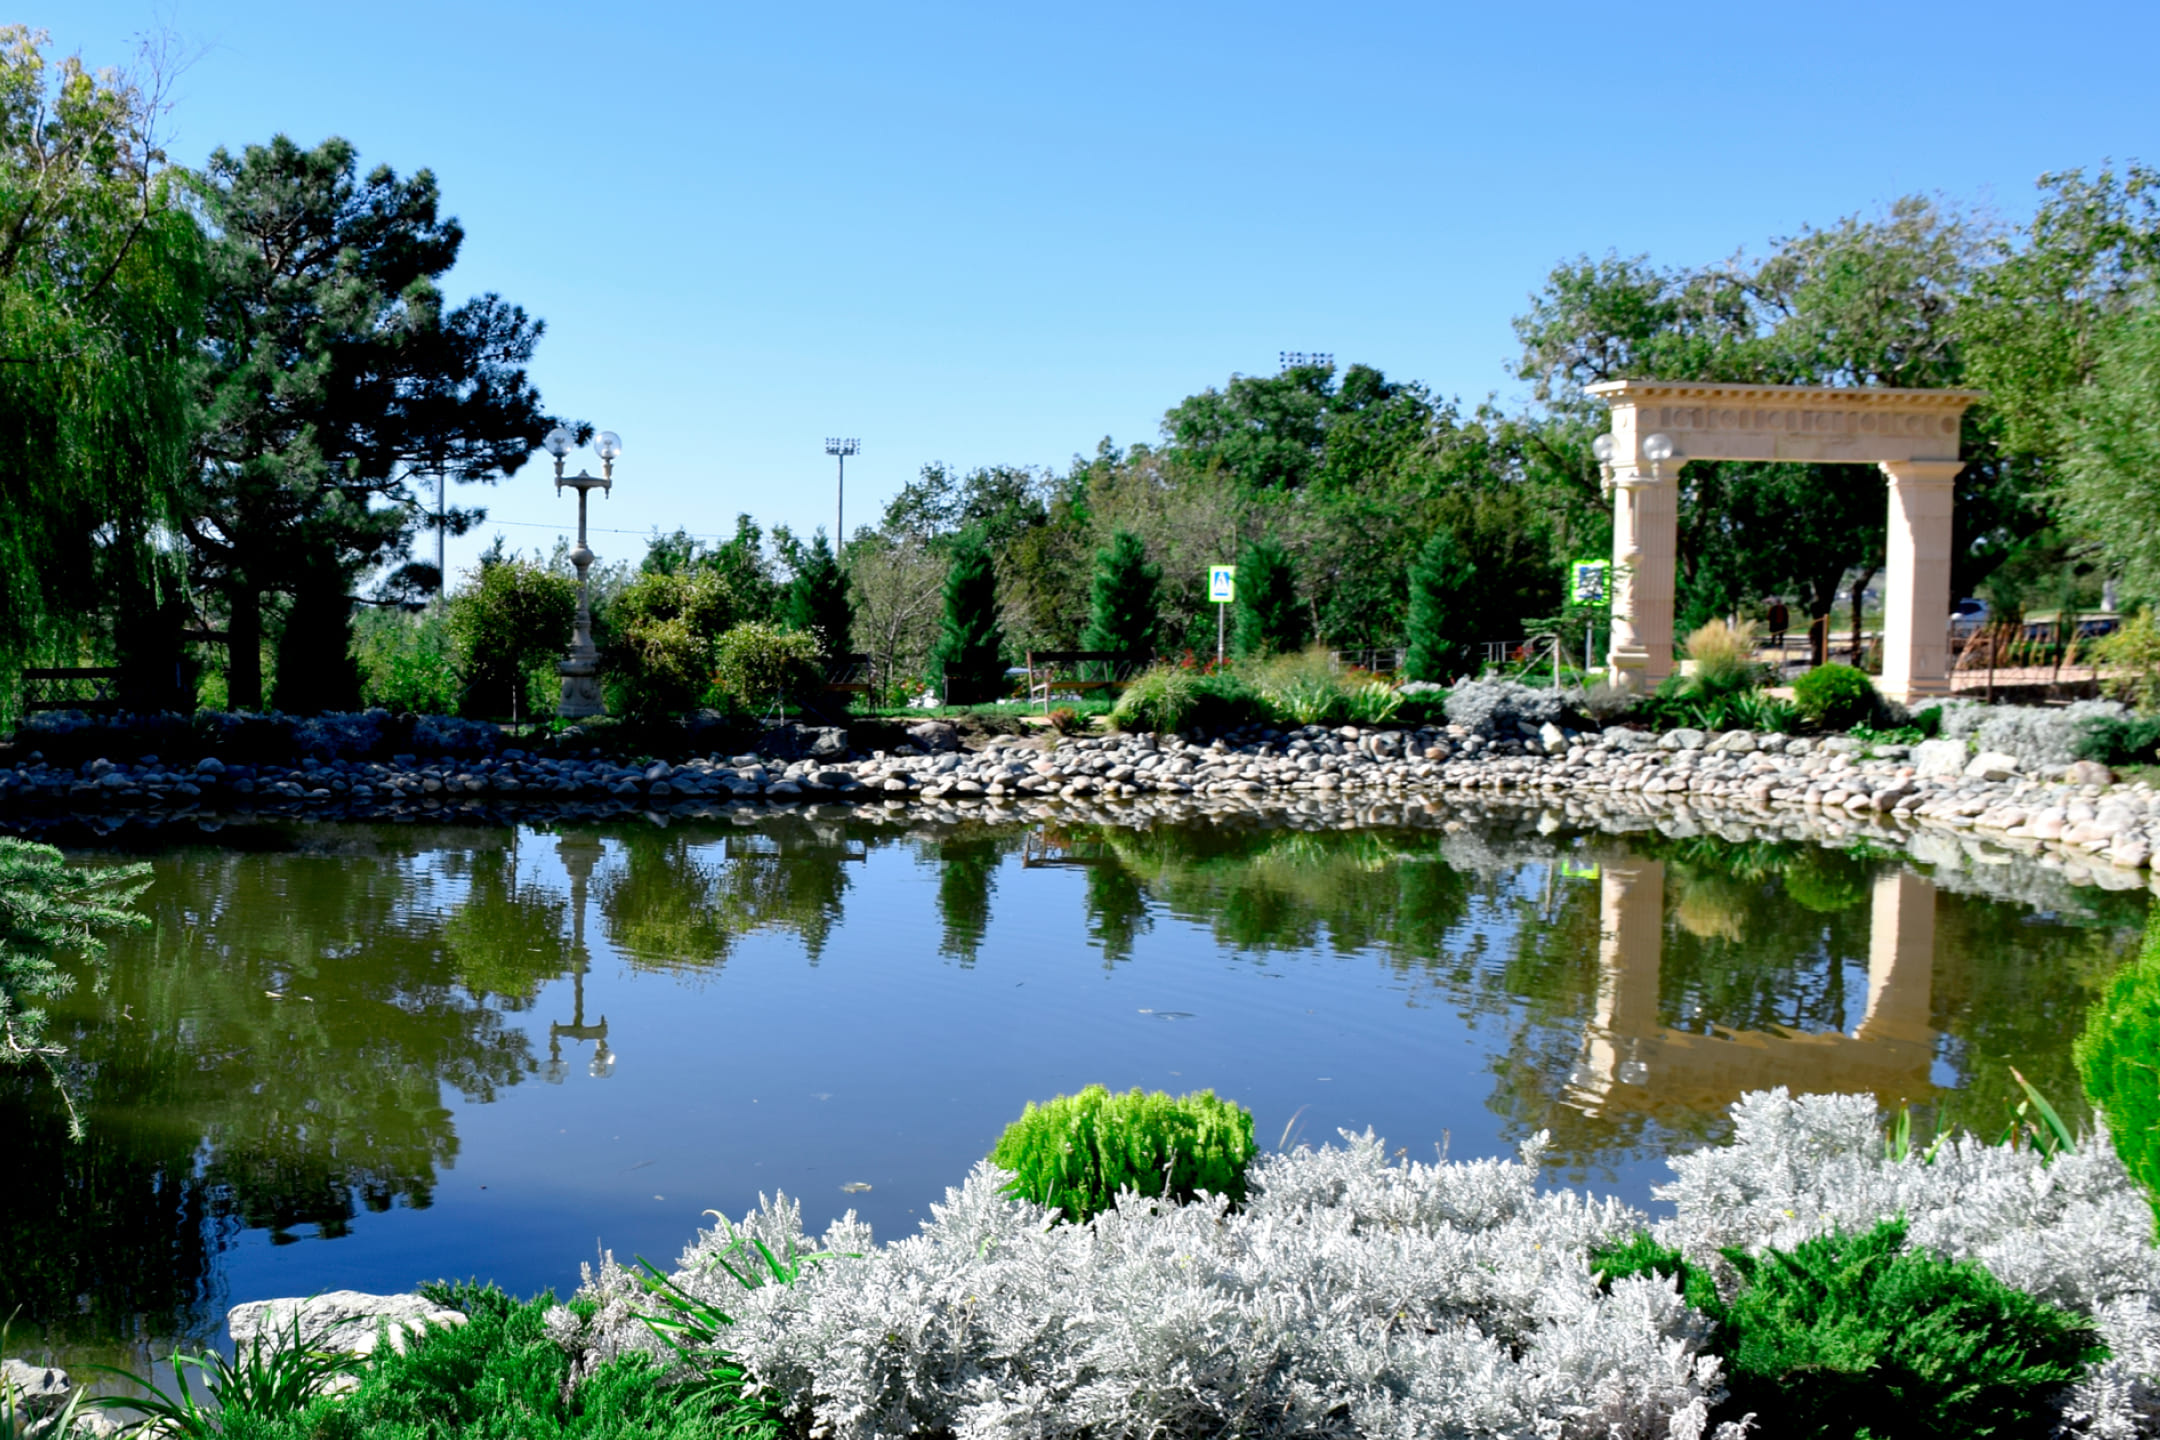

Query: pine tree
[1405,528,1479,682]
[1080,530,1161,662]
[930,530,1006,704]
[1233,539,1306,658]
[784,531,852,656]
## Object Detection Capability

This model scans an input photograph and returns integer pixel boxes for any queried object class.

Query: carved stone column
[1879,460,1964,704]
[1607,466,1678,693]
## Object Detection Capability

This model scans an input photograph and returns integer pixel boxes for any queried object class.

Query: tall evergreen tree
[185,135,552,712]
[1232,538,1306,658]
[1404,528,1479,682]
[930,530,1006,703]
[784,531,852,655]
[1079,530,1160,661]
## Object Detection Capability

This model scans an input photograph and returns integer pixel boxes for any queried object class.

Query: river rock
[906,720,960,753]
[228,1291,466,1358]
[2,1358,70,1414]
[1658,728,1707,751]
[1966,750,2022,782]
[1912,739,1968,778]
[2068,760,2116,787]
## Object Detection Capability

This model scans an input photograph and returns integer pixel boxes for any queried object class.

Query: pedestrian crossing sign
[1208,565,1236,604]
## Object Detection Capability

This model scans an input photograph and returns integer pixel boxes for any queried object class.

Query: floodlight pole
[825,437,859,551]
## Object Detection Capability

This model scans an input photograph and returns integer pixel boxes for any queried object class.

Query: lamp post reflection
[1566,858,1939,1116]
[546,832,613,1082]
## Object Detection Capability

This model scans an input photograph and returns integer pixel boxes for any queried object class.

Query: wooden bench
[819,653,875,697]
[20,667,127,714]
[1024,651,1143,711]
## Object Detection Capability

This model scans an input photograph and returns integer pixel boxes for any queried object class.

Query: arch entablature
[1584,380,1983,703]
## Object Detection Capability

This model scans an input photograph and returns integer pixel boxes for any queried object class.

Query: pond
[3,809,2143,1371]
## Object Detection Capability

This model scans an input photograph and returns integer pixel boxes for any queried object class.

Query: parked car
[1949,597,1989,641]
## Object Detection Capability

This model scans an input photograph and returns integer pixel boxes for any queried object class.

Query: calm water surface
[4,812,2143,1367]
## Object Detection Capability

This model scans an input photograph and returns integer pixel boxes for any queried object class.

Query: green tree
[602,569,737,718]
[1079,530,1161,662]
[0,29,204,703]
[930,530,1006,704]
[183,134,551,712]
[1404,528,1478,681]
[1232,538,1305,657]
[712,622,821,712]
[448,555,576,720]
[783,531,852,655]
[2059,305,2160,596]
[644,516,780,623]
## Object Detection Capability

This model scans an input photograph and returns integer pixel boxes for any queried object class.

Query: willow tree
[0,28,204,706]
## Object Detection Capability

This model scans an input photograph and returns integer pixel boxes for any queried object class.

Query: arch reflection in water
[1568,859,1939,1118]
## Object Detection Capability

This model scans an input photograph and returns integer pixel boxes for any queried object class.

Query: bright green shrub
[989,1084,1256,1223]
[449,557,576,720]
[1792,663,1879,729]
[1595,1221,2104,1440]
[1111,667,1267,734]
[711,622,821,712]
[2076,714,2160,767]
[2077,913,2160,1221]
[604,570,738,719]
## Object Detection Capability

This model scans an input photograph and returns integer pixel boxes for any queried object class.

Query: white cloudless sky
[53,0,2160,581]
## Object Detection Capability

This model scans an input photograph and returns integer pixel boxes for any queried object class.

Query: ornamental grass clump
[1597,1221,2105,1440]
[989,1084,1255,1222]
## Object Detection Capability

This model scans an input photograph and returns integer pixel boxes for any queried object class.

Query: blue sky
[55,0,2160,579]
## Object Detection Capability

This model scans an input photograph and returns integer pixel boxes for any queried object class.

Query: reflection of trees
[446,839,571,1008]
[935,836,1002,966]
[597,820,857,970]
[1093,826,1476,964]
[0,836,540,1349]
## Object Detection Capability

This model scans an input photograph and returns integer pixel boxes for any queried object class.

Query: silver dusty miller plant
[551,1091,2160,1438]
[553,1131,1744,1440]
[1442,679,1572,741]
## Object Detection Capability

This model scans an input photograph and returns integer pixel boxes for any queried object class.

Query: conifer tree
[784,531,852,656]
[1080,530,1161,662]
[1233,538,1306,658]
[930,530,1006,703]
[1404,528,1479,682]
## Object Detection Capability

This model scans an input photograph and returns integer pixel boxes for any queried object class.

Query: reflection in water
[0,813,2143,1362]
[1569,861,1938,1119]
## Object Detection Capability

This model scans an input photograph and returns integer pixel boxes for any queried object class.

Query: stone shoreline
[3,719,2156,892]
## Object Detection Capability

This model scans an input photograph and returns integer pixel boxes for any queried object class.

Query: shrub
[604,570,738,719]
[711,623,821,712]
[1442,677,1571,738]
[2076,714,2160,767]
[2078,914,2160,1221]
[1045,706,1086,735]
[1111,666,1267,734]
[1602,1220,2103,1440]
[449,557,577,720]
[1791,663,1878,729]
[988,1084,1256,1223]
[353,607,460,714]
[2095,609,2160,712]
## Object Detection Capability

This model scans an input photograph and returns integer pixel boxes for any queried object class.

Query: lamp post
[824,437,858,549]
[546,426,619,718]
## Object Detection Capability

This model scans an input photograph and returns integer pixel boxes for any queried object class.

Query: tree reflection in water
[0,813,2141,1359]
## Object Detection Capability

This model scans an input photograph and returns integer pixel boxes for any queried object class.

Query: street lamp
[824,437,858,548]
[547,425,617,719]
